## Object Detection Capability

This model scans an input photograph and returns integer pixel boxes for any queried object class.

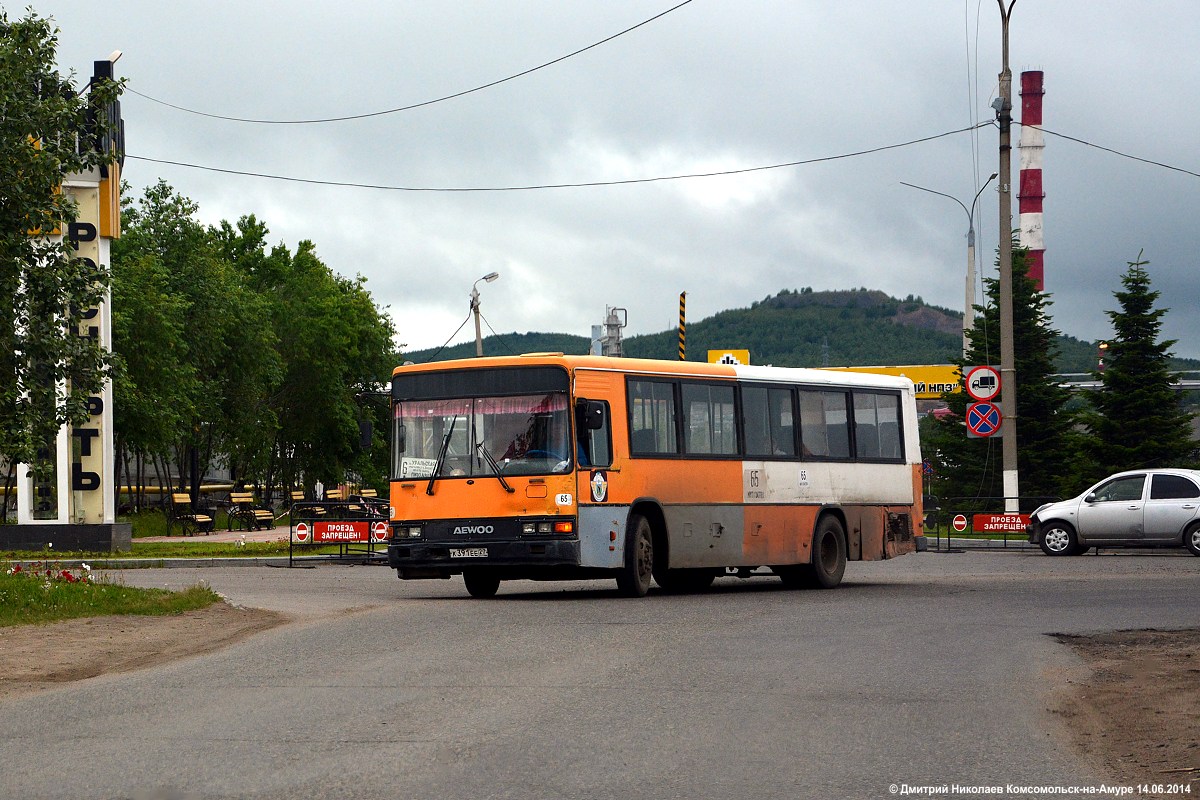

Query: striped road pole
[678,291,686,360]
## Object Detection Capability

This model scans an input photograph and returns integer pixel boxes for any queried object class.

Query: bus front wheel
[463,570,501,598]
[616,514,654,597]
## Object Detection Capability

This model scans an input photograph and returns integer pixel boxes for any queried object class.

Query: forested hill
[403,288,1197,373]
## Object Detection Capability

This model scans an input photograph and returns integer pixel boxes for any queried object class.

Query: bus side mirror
[359,420,373,450]
[580,400,605,430]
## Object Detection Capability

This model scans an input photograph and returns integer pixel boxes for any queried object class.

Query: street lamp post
[901,173,998,357]
[471,271,500,357]
[997,0,1019,513]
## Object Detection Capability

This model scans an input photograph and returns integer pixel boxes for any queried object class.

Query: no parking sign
[966,401,1002,438]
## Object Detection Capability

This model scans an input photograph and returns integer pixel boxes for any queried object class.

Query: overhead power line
[126,0,696,125]
[1036,126,1200,180]
[126,122,991,192]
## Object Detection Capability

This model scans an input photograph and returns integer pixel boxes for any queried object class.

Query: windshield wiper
[476,443,515,493]
[425,415,459,496]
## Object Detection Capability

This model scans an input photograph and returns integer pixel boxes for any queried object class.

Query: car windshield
[394,393,572,479]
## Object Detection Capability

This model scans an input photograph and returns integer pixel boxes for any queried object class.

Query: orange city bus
[386,353,924,598]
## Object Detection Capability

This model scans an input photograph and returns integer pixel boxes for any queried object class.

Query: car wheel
[1039,522,1078,556]
[1185,523,1200,557]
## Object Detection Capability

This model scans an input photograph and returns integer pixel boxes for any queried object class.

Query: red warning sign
[952,514,968,532]
[370,521,389,542]
[314,520,370,543]
[973,513,1030,533]
[294,522,310,543]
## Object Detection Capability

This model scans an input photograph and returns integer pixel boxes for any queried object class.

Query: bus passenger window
[742,385,796,457]
[799,390,850,459]
[681,383,736,456]
[628,379,678,455]
[853,392,903,461]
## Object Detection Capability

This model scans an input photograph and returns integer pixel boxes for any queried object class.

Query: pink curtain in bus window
[475,394,566,415]
[396,398,472,419]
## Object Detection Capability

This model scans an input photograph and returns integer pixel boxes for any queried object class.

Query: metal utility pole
[997,0,1019,512]
[900,174,997,358]
[471,271,500,357]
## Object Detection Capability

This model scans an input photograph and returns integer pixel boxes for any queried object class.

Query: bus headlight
[521,519,575,535]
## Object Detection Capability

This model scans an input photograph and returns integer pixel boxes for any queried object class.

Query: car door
[1144,473,1200,542]
[1076,474,1146,542]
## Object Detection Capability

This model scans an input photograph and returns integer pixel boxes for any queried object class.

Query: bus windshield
[394,393,572,479]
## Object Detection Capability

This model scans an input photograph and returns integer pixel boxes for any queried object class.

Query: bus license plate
[449,547,488,558]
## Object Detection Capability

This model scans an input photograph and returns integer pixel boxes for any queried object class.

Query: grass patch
[0,540,293,560]
[130,540,291,558]
[0,540,374,561]
[125,508,242,538]
[0,564,222,627]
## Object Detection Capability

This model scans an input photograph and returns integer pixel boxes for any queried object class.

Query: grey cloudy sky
[31,0,1200,358]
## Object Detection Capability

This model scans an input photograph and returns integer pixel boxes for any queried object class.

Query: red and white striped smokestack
[1019,71,1046,291]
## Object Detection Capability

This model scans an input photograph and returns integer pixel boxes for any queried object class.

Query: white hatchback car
[1027,469,1200,556]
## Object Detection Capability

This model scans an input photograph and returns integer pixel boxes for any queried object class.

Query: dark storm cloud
[34,0,1200,357]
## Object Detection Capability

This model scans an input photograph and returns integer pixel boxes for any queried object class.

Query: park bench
[167,492,214,537]
[324,487,385,518]
[285,489,327,523]
[227,491,275,531]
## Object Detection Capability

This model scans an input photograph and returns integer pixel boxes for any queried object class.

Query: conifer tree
[1085,253,1197,473]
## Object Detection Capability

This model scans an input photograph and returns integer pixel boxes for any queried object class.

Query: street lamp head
[471,273,499,357]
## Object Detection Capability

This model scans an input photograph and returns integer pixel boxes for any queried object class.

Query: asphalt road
[3,551,1198,800]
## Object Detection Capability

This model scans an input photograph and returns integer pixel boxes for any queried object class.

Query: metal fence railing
[923,495,1057,552]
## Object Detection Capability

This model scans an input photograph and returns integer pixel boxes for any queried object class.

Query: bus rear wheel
[778,516,847,589]
[616,514,654,597]
[463,570,501,598]
[809,516,847,588]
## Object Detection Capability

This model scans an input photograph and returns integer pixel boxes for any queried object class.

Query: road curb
[6,556,300,570]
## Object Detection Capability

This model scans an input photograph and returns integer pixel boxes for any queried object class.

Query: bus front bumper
[387,538,582,575]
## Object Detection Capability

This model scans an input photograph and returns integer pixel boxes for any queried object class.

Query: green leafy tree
[1084,253,1197,473]
[110,248,188,508]
[924,244,1082,509]
[0,12,121,478]
[214,220,396,497]
[113,182,280,499]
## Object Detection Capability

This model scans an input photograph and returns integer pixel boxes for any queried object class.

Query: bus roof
[393,353,915,392]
